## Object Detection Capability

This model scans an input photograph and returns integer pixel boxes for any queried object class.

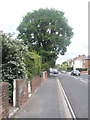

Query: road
[58,73,88,118]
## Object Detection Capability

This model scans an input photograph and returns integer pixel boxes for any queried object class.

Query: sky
[0,0,89,64]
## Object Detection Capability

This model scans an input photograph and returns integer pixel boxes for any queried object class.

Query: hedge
[24,51,42,79]
[2,34,27,103]
[76,68,87,72]
[2,34,42,103]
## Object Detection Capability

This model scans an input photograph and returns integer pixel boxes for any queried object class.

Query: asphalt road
[58,73,88,118]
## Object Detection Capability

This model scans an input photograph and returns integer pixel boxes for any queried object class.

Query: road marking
[61,74,88,84]
[70,76,88,84]
[57,78,77,120]
[56,78,72,118]
[80,79,87,83]
[73,76,76,79]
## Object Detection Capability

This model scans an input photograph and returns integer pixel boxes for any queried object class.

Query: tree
[17,8,73,68]
[61,61,68,71]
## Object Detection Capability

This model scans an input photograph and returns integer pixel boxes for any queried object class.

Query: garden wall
[15,78,28,108]
[31,71,47,94]
[0,71,47,119]
[0,82,9,119]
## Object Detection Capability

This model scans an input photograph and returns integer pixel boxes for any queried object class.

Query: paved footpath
[14,76,71,118]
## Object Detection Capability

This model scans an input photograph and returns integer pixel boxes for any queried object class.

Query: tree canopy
[17,8,73,68]
[61,61,68,71]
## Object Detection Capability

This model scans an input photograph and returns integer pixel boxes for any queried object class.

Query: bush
[2,33,42,103]
[76,68,87,72]
[24,51,42,79]
[42,62,49,71]
[67,67,73,72]
[2,34,27,103]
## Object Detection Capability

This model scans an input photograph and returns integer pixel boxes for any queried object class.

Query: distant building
[85,56,90,68]
[67,59,73,67]
[66,55,87,70]
[73,55,86,69]
[66,54,89,72]
[0,30,3,35]
[85,56,90,74]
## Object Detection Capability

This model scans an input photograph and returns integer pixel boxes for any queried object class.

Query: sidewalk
[14,76,71,118]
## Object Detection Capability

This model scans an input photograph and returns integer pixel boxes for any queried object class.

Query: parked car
[49,68,54,76]
[61,70,66,74]
[71,70,80,76]
[53,69,58,74]
[49,68,53,73]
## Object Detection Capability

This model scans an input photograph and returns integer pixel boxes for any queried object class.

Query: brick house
[67,59,73,67]
[85,56,90,74]
[73,55,86,70]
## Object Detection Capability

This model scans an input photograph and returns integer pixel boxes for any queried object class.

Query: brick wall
[31,72,47,94]
[85,59,90,74]
[45,71,47,80]
[41,73,43,82]
[14,72,47,108]
[0,82,9,119]
[31,75,41,94]
[0,71,47,119]
[16,79,28,108]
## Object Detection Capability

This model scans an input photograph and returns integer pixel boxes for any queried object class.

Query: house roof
[85,55,90,60]
[73,55,86,61]
[66,54,87,63]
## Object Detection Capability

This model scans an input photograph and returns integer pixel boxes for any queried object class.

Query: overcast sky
[0,0,89,64]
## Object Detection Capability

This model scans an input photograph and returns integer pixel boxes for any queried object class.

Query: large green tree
[17,8,73,68]
[61,61,68,71]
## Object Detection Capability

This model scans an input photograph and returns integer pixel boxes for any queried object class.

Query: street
[58,73,88,118]
[12,73,89,118]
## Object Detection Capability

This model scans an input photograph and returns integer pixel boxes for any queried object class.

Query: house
[73,55,86,70]
[85,56,90,68]
[0,30,3,35]
[67,59,73,67]
[85,56,90,74]
[66,54,89,72]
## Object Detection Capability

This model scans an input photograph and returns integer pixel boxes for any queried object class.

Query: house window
[82,59,85,66]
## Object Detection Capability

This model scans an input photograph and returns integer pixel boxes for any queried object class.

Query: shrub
[24,51,42,79]
[2,34,27,103]
[42,62,49,71]
[76,68,87,72]
[2,33,43,103]
[67,67,73,72]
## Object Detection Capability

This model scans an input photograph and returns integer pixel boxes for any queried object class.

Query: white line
[57,78,77,120]
[71,77,88,83]
[57,78,72,118]
[80,79,87,83]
